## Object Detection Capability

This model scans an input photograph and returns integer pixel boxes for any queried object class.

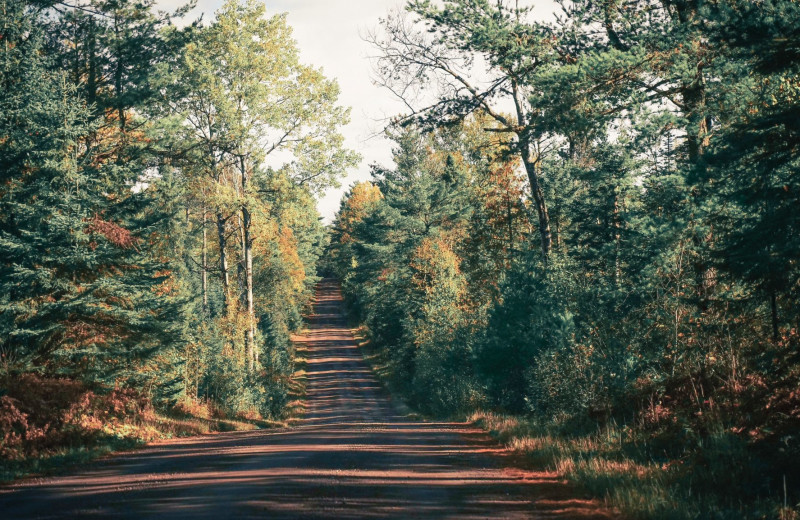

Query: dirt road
[0,279,614,519]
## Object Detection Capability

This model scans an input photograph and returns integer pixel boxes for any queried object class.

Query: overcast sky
[156,0,554,223]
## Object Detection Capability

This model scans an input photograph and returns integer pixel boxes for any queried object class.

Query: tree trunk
[202,208,208,312]
[518,138,552,258]
[243,207,255,371]
[216,212,230,307]
[506,191,514,259]
[554,198,562,251]
[771,290,779,342]
[614,193,621,287]
[683,83,709,166]
[682,79,716,309]
[240,156,256,373]
[113,12,126,131]
[87,19,97,109]
[237,212,246,298]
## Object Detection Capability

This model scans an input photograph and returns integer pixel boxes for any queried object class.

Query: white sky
[156,0,555,223]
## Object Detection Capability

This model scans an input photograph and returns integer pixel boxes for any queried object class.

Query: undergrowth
[467,411,799,520]
[0,360,308,484]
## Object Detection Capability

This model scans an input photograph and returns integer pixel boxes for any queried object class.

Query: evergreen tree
[705,0,800,339]
[0,0,184,393]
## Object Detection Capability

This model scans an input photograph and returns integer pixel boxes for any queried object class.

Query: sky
[156,0,555,223]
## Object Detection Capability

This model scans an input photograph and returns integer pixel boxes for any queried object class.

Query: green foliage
[330,125,486,412]
[0,0,93,367]
[477,255,576,414]
[0,0,185,393]
[407,237,478,413]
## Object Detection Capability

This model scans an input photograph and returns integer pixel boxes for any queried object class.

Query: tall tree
[370,0,558,257]
[0,0,184,390]
[705,0,800,339]
[178,0,359,372]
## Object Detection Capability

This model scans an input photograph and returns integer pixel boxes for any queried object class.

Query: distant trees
[329,122,526,413]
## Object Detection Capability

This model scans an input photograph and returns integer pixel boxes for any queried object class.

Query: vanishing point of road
[1,280,615,519]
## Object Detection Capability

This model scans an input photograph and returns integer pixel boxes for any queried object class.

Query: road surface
[1,279,614,519]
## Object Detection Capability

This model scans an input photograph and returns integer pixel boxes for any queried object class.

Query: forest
[1,0,799,519]
[1,0,357,474]
[327,0,800,518]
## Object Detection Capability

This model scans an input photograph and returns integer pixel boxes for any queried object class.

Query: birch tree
[180,0,359,372]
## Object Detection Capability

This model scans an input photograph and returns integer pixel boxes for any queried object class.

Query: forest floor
[0,279,616,519]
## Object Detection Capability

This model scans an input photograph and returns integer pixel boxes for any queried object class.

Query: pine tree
[0,0,185,392]
[0,0,94,369]
[705,0,800,339]
[371,0,560,256]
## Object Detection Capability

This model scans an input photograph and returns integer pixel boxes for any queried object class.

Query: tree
[177,0,359,372]
[48,0,187,131]
[330,123,484,401]
[0,0,184,391]
[705,0,800,340]
[329,181,383,302]
[369,0,559,257]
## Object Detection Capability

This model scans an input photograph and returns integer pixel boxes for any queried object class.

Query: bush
[0,373,152,460]
[477,256,577,413]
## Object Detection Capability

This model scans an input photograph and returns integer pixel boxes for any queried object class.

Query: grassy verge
[286,334,310,424]
[0,400,282,484]
[0,406,273,483]
[1,336,311,484]
[467,411,799,520]
[350,326,419,419]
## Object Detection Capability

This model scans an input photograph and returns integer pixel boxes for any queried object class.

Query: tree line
[328,0,799,517]
[0,0,356,445]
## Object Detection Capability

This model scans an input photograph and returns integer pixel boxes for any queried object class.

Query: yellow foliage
[336,181,383,244]
[410,236,463,295]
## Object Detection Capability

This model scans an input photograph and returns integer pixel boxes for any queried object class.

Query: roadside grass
[467,411,799,520]
[0,400,278,484]
[286,335,309,424]
[1,335,310,485]
[351,326,419,419]
[0,439,136,483]
[333,297,800,520]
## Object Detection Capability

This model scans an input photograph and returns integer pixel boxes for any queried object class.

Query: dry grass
[285,338,309,425]
[0,397,281,484]
[160,399,280,436]
[351,327,420,419]
[468,411,799,520]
